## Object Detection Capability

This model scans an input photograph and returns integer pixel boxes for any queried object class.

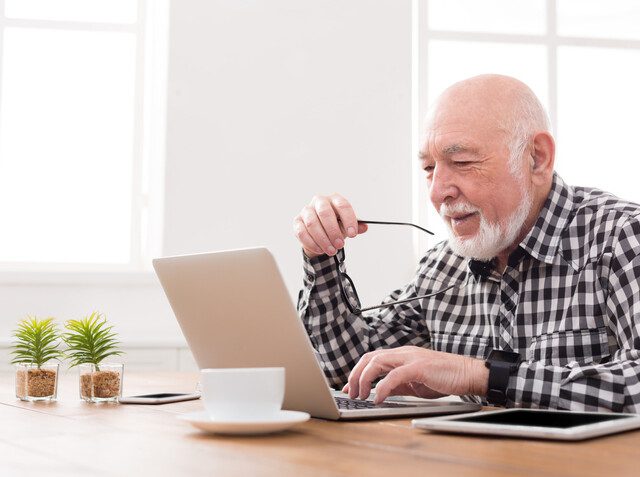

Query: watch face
[488,349,521,364]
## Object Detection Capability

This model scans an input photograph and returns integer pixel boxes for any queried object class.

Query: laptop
[153,247,480,420]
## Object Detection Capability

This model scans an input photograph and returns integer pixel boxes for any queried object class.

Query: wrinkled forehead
[421,113,508,154]
[426,90,507,131]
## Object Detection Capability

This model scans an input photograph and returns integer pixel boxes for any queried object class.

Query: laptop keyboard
[334,396,417,410]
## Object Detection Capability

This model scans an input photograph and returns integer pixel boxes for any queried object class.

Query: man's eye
[454,161,472,166]
[423,165,434,173]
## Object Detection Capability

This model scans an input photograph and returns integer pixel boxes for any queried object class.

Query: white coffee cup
[200,367,285,420]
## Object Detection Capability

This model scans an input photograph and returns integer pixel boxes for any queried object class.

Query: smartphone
[119,392,201,404]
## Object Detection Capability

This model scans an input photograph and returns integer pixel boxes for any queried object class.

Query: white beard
[441,187,533,261]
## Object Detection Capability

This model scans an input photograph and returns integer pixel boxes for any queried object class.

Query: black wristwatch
[484,349,522,406]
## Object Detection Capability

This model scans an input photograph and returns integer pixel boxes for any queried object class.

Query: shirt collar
[519,172,574,265]
[466,172,574,277]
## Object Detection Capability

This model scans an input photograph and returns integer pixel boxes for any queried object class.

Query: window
[0,0,168,272]
[412,0,640,252]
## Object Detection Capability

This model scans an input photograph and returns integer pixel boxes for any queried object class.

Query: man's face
[419,102,532,260]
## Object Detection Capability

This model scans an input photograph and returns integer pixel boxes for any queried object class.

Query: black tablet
[412,408,640,440]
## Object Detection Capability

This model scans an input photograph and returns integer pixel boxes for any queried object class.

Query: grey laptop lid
[153,247,480,420]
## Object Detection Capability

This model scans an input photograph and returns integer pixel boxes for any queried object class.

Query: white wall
[0,0,415,370]
[163,0,415,305]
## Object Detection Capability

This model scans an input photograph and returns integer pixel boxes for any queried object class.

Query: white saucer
[178,410,311,435]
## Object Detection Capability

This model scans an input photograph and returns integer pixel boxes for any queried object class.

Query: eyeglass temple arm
[355,282,459,314]
[357,219,434,236]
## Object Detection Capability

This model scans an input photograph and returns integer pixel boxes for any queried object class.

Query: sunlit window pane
[556,46,640,203]
[557,0,640,40]
[4,0,137,24]
[427,0,546,35]
[427,40,548,107]
[0,28,137,263]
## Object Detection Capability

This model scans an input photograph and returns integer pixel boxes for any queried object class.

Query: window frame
[0,0,168,281]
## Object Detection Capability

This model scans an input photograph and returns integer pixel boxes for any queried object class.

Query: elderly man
[293,74,640,413]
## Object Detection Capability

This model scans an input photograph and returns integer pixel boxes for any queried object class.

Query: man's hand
[341,346,489,405]
[292,194,368,258]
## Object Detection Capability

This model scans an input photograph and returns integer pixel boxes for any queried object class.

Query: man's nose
[429,165,459,206]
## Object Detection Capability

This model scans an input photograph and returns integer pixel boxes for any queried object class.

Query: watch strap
[486,360,513,406]
[485,350,521,406]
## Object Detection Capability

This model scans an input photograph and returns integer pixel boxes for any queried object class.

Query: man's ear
[530,131,555,185]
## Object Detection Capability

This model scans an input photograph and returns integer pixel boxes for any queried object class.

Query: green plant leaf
[10,316,63,368]
[62,311,123,368]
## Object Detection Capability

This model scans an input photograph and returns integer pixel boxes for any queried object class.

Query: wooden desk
[0,372,637,476]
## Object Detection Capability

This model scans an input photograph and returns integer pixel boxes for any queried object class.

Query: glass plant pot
[79,363,124,403]
[15,363,59,402]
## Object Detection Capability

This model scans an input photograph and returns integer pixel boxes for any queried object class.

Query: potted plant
[11,316,63,401]
[63,312,124,403]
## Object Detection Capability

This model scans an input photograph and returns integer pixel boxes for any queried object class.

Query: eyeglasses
[334,219,460,315]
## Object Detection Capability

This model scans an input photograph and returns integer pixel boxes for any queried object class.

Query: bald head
[427,74,550,174]
[431,74,549,131]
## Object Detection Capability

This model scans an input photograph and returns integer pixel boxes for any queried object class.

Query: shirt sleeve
[507,215,640,413]
[297,250,430,389]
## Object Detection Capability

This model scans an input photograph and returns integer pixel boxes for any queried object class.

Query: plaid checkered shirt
[297,173,640,412]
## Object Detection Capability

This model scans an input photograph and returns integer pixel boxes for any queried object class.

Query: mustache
[439,202,480,218]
